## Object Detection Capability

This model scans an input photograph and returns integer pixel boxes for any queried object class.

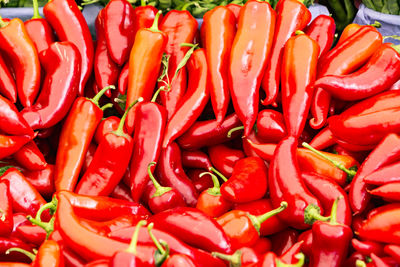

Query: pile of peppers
[1,0,400,266]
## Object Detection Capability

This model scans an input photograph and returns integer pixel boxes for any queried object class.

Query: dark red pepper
[269,228,300,257]
[94,116,120,144]
[304,14,336,58]
[0,95,33,137]
[181,150,212,170]
[256,109,287,143]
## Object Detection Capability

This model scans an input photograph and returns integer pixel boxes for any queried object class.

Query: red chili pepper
[129,99,167,202]
[369,253,392,267]
[226,3,241,20]
[162,47,210,148]
[0,96,33,137]
[384,244,400,263]
[158,10,198,119]
[132,5,161,41]
[249,250,305,267]
[145,162,186,214]
[314,44,400,101]
[149,206,232,254]
[75,100,139,197]
[368,182,400,201]
[126,11,166,126]
[0,18,40,107]
[304,15,336,58]
[309,127,335,150]
[0,237,34,263]
[261,0,311,106]
[85,259,109,267]
[14,225,46,246]
[109,224,226,267]
[352,239,385,257]
[255,109,287,143]
[181,150,212,170]
[103,0,135,66]
[177,113,242,151]
[269,136,323,229]
[364,162,400,186]
[251,238,272,255]
[155,142,198,207]
[281,32,319,138]
[43,0,94,95]
[0,52,17,103]
[297,230,312,258]
[310,198,353,267]
[310,26,383,129]
[269,228,300,257]
[1,168,50,221]
[208,144,245,178]
[162,254,197,267]
[337,22,380,46]
[93,9,121,98]
[94,116,120,144]
[234,198,288,236]
[20,41,81,130]
[349,133,400,214]
[220,157,268,203]
[117,62,129,95]
[212,247,260,267]
[110,182,134,202]
[0,180,13,237]
[186,169,214,193]
[229,0,275,136]
[49,230,86,267]
[24,0,55,54]
[59,190,150,221]
[81,142,97,174]
[54,85,113,191]
[196,172,232,218]
[217,202,287,250]
[332,143,369,164]
[202,6,235,124]
[242,139,276,161]
[31,239,63,267]
[302,172,352,226]
[13,141,47,171]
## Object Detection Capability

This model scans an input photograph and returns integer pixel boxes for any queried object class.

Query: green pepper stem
[91,85,115,106]
[330,197,341,225]
[304,204,330,225]
[276,253,305,267]
[32,0,42,19]
[302,142,357,177]
[126,220,147,255]
[0,16,8,28]
[181,1,196,10]
[151,87,169,103]
[114,97,143,136]
[356,260,367,267]
[148,11,162,32]
[172,43,198,82]
[147,162,172,197]
[147,222,166,255]
[248,201,288,234]
[369,21,381,28]
[200,172,221,196]
[211,251,241,265]
[295,30,305,35]
[227,126,244,138]
[5,248,36,261]
[100,103,114,111]
[209,167,228,182]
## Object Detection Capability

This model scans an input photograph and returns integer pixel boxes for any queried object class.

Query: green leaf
[387,0,400,14]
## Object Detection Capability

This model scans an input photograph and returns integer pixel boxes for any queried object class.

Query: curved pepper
[0,18,40,107]
[0,95,33,137]
[304,14,336,58]
[94,116,120,144]
[43,0,94,95]
[314,43,400,101]
[281,32,319,138]
[269,136,323,229]
[369,182,400,201]
[162,47,210,148]
[54,86,112,192]
[181,150,212,170]
[0,49,17,103]
[363,161,400,185]
[261,0,311,106]
[20,41,81,130]
[229,0,275,136]
[13,141,47,171]
[208,144,245,178]
[203,6,235,124]
[310,26,382,129]
[158,10,198,120]
[255,110,287,143]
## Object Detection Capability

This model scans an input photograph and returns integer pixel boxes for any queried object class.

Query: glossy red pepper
[20,41,81,130]
[369,182,400,201]
[212,247,260,267]
[110,182,134,202]
[54,86,113,191]
[181,150,212,170]
[229,0,275,136]
[310,199,353,267]
[31,239,63,267]
[217,202,287,250]
[186,169,214,193]
[158,10,198,119]
[0,237,34,263]
[0,95,33,137]
[297,230,313,258]
[261,0,311,106]
[49,230,86,267]
[337,22,380,46]
[304,14,336,58]
[281,32,319,138]
[162,47,210,148]
[208,144,245,178]
[0,18,40,107]
[384,244,400,263]
[255,110,287,143]
[155,142,198,207]
[129,100,167,202]
[315,44,400,101]
[13,141,47,171]
[149,206,232,254]
[234,198,287,236]
[310,26,383,129]
[0,52,17,103]
[94,116,120,144]
[220,157,268,203]
[363,161,400,185]
[269,228,300,257]
[196,172,232,218]
[1,168,50,221]
[117,62,129,95]
[269,136,323,229]
[309,127,336,150]
[0,180,13,237]
[352,239,385,256]
[162,254,197,267]
[145,162,186,214]
[350,134,400,214]
[203,6,235,124]
[302,172,352,226]
[43,0,94,95]
[75,100,138,196]
[93,9,120,98]
[24,0,55,54]
[177,113,242,150]
[103,0,135,65]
